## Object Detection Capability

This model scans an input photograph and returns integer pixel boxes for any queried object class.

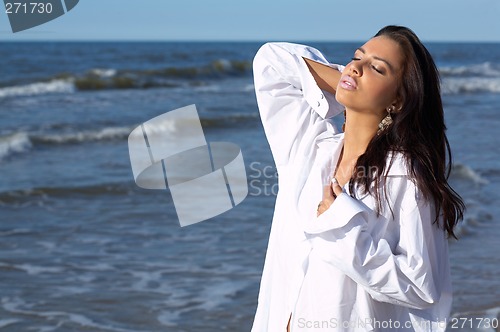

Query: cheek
[370,81,398,106]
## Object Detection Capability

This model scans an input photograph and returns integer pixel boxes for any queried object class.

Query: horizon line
[2,38,500,44]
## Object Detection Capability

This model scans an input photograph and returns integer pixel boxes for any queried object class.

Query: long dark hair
[349,25,465,238]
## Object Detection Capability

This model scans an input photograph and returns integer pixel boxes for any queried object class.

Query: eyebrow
[356,47,395,72]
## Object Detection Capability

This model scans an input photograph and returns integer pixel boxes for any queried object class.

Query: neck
[342,110,380,160]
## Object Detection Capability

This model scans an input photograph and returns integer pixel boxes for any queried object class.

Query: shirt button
[317,101,321,107]
[320,93,324,99]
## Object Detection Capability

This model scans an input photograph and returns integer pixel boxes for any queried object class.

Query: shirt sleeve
[309,179,449,310]
[253,42,345,169]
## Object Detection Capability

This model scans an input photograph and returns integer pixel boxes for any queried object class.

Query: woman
[251,26,464,331]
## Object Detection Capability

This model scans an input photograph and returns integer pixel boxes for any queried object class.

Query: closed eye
[371,65,383,74]
[351,56,385,74]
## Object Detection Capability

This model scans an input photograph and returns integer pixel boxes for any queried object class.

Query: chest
[294,145,400,248]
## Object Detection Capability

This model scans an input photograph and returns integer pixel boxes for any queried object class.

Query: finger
[317,204,327,217]
[323,184,333,200]
[317,199,332,217]
[330,178,343,198]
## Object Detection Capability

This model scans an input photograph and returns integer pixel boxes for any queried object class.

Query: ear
[389,97,403,113]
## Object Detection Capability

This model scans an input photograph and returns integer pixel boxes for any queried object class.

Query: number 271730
[5,2,54,14]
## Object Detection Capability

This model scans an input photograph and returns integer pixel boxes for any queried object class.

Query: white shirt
[251,42,452,332]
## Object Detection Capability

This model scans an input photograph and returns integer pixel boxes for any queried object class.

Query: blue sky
[1,0,500,42]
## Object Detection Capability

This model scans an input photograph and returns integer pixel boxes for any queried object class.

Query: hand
[317,178,343,217]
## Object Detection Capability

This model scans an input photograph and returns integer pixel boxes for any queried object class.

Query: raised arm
[303,57,342,96]
[253,42,344,169]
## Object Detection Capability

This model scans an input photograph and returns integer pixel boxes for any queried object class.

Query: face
[336,36,404,118]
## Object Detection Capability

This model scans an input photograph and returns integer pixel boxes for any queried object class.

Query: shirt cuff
[295,55,345,119]
[303,193,368,234]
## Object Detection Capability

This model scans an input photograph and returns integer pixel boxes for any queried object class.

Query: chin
[335,92,351,108]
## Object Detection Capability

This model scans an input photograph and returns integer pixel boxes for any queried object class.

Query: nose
[349,61,361,76]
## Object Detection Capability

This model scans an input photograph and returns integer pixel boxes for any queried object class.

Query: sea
[1,41,499,331]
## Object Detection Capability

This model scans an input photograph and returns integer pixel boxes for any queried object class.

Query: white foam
[194,84,221,92]
[9,263,64,275]
[36,126,132,144]
[440,62,500,77]
[451,163,489,185]
[19,264,64,275]
[0,132,32,160]
[89,68,117,78]
[0,79,74,98]
[212,58,232,71]
[54,285,90,295]
[0,228,33,236]
[198,279,248,311]
[442,77,500,94]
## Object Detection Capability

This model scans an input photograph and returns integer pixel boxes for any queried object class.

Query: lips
[339,75,357,90]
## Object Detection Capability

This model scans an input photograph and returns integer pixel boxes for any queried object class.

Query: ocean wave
[0,228,35,237]
[440,62,500,77]
[442,77,500,94]
[2,62,499,98]
[0,182,137,208]
[2,112,258,155]
[0,261,64,275]
[199,112,259,128]
[0,126,133,160]
[73,59,251,90]
[33,115,257,145]
[88,68,117,78]
[438,62,500,94]
[0,59,252,97]
[0,182,134,205]
[450,163,489,185]
[454,208,493,238]
[32,126,134,145]
[0,131,32,160]
[0,79,74,98]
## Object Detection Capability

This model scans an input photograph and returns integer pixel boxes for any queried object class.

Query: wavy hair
[349,25,465,238]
